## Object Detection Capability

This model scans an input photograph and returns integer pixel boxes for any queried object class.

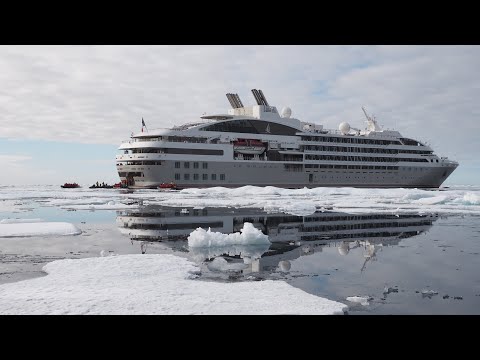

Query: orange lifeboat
[158,182,178,190]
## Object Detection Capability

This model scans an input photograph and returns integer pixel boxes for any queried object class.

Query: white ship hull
[116,159,457,189]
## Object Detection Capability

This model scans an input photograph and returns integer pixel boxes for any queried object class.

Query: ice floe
[0,218,43,224]
[188,222,270,247]
[0,254,347,314]
[2,185,480,216]
[0,221,81,237]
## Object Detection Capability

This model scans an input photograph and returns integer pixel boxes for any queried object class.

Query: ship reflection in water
[116,206,439,276]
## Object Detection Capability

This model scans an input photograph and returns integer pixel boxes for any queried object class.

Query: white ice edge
[0,222,81,237]
[0,218,43,224]
[0,254,347,315]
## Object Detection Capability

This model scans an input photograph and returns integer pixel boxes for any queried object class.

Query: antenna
[362,106,381,132]
[362,106,372,122]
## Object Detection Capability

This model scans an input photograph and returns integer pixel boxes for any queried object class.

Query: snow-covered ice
[2,185,480,216]
[0,254,347,315]
[146,186,480,215]
[0,218,43,224]
[60,202,139,210]
[188,222,270,247]
[0,221,81,237]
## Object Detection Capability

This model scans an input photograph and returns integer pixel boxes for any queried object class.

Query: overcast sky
[0,45,478,185]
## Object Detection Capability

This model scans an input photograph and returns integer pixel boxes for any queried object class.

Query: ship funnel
[251,89,270,106]
[226,93,245,108]
[251,89,262,105]
[258,89,269,106]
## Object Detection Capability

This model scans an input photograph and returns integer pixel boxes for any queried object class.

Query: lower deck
[117,160,457,189]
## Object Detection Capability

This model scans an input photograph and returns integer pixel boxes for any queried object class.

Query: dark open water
[1,197,479,314]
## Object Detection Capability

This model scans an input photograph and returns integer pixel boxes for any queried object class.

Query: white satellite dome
[281,107,292,118]
[339,122,351,135]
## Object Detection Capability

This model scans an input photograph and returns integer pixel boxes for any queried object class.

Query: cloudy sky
[0,45,478,185]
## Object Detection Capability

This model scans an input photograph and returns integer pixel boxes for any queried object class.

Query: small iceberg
[188,222,270,248]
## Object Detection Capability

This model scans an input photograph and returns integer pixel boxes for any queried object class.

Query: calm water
[1,196,479,314]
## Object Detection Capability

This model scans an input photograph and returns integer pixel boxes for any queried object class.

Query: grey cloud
[0,45,478,176]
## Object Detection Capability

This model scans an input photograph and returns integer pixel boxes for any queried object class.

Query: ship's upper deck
[126,89,432,150]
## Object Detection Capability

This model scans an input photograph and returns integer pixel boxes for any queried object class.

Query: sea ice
[3,185,480,216]
[0,254,347,315]
[0,218,43,224]
[0,221,81,237]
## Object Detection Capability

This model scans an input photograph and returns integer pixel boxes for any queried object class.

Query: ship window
[203,162,208,169]
[175,173,180,180]
[184,162,190,168]
[164,148,223,155]
[211,174,216,180]
[194,174,199,180]
[202,174,208,180]
[184,173,190,180]
[193,162,199,169]
[202,120,298,136]
[220,174,225,181]
[401,138,421,146]
[175,162,180,168]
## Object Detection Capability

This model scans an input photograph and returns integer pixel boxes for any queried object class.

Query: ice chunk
[453,193,480,205]
[188,222,270,248]
[421,289,438,297]
[0,222,81,237]
[346,296,371,306]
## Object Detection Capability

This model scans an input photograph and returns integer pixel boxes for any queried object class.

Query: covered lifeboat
[233,139,266,155]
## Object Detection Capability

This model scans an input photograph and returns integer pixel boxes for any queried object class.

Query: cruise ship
[116,89,458,188]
